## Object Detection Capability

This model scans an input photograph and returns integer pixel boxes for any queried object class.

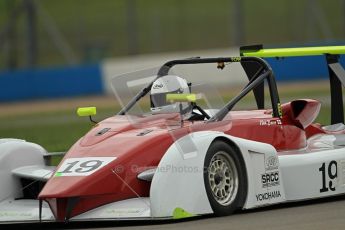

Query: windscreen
[110,61,262,118]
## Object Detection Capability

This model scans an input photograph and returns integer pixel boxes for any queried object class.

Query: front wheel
[203,140,247,216]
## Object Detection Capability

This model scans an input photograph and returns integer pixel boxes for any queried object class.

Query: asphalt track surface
[5,195,345,230]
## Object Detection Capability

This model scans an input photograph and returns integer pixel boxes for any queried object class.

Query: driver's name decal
[259,119,282,126]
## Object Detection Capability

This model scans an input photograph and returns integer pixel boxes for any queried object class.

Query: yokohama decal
[256,190,281,201]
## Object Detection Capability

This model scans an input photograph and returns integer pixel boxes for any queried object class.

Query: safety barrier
[0,52,344,102]
[0,64,103,102]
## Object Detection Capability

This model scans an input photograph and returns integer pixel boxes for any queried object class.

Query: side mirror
[166,93,201,103]
[77,107,97,123]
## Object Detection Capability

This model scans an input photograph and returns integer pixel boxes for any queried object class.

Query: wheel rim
[207,151,238,206]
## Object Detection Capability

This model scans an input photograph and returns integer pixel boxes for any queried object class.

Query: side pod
[150,131,286,217]
[0,139,54,222]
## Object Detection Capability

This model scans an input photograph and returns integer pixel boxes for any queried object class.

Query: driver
[150,75,192,118]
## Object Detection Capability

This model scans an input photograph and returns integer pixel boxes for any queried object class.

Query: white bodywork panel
[12,165,55,182]
[150,132,213,217]
[0,139,54,223]
[71,198,151,220]
[278,134,345,201]
[150,131,286,217]
[0,139,47,201]
[279,148,345,201]
[0,199,54,223]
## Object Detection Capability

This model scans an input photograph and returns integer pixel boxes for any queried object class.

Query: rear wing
[240,45,345,125]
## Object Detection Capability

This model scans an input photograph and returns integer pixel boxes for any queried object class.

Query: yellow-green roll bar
[241,46,345,58]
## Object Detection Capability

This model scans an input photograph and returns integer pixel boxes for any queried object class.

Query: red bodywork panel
[39,99,327,220]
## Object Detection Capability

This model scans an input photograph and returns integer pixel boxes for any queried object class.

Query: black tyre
[203,140,247,216]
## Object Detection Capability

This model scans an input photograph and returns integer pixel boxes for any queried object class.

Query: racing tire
[203,140,247,216]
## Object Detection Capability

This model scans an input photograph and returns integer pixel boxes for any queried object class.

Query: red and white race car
[1,46,345,223]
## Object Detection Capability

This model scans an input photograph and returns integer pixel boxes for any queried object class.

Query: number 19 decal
[55,157,116,177]
[319,160,337,193]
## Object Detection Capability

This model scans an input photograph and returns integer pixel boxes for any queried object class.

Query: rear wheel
[204,140,247,216]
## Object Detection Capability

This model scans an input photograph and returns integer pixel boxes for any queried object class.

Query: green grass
[0,87,336,152]
[0,120,89,152]
[0,107,117,152]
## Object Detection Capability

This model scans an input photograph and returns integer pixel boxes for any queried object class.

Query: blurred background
[0,0,344,152]
[1,0,344,69]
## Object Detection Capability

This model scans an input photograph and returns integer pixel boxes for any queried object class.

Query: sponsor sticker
[259,119,282,126]
[152,83,164,89]
[104,208,144,215]
[261,171,280,188]
[266,156,278,171]
[230,57,241,62]
[0,211,33,218]
[256,190,281,201]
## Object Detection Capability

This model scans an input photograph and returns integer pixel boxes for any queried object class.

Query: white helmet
[150,75,192,115]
